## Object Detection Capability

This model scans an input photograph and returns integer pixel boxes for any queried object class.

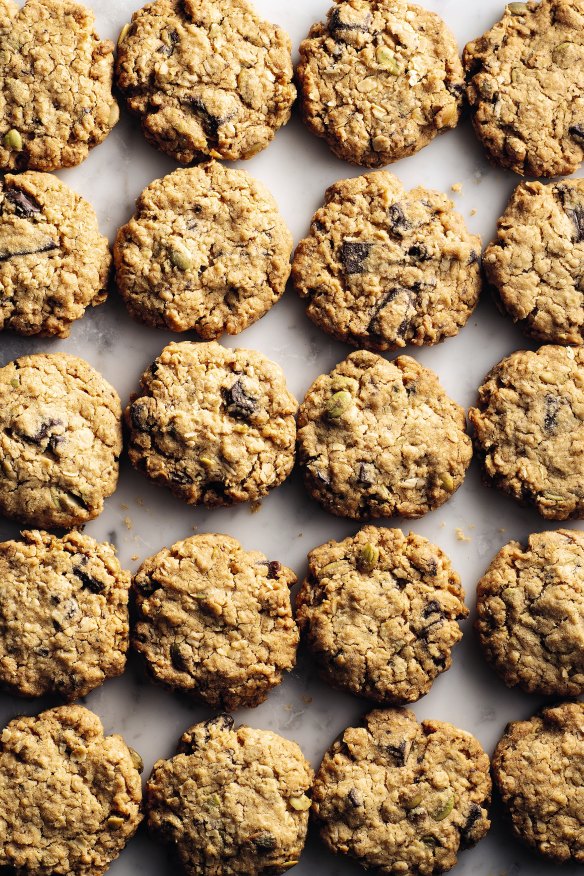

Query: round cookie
[114,162,292,337]
[292,171,482,351]
[469,345,584,520]
[126,341,297,507]
[116,0,296,164]
[463,0,584,178]
[297,0,464,167]
[0,530,130,701]
[0,171,111,337]
[492,701,584,862]
[145,714,314,876]
[484,180,584,345]
[0,0,118,172]
[132,533,298,710]
[0,705,143,876]
[296,526,467,704]
[476,529,584,696]
[0,353,122,529]
[312,708,491,875]
[297,350,472,519]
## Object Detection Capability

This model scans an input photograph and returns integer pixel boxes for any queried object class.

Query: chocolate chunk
[204,714,234,737]
[384,740,407,766]
[420,618,444,640]
[136,576,161,597]
[388,203,410,236]
[170,642,190,671]
[544,394,561,433]
[565,205,584,242]
[348,788,362,807]
[130,402,152,432]
[340,240,371,275]
[569,123,584,144]
[158,28,179,56]
[0,239,58,262]
[223,378,258,419]
[329,6,371,36]
[22,418,63,445]
[267,560,281,579]
[422,599,443,619]
[468,249,480,265]
[5,188,41,218]
[357,462,376,485]
[253,832,277,852]
[459,803,483,848]
[73,563,105,594]
[408,243,429,261]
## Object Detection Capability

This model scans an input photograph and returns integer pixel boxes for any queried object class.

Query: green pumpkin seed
[3,129,22,151]
[326,390,352,418]
[357,542,379,573]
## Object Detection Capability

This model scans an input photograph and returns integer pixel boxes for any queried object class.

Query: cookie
[463,0,584,177]
[297,350,472,519]
[114,162,292,337]
[469,345,584,520]
[0,705,143,876]
[297,0,464,167]
[0,353,122,529]
[484,180,584,345]
[0,171,111,337]
[0,0,118,172]
[145,714,314,875]
[312,708,491,875]
[126,341,297,508]
[116,0,296,164]
[476,529,584,696]
[132,533,298,710]
[296,526,467,704]
[0,530,130,701]
[292,171,481,351]
[492,701,584,862]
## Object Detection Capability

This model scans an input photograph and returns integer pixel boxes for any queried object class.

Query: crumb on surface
[470,208,477,216]
[455,528,471,542]
[124,516,133,530]
[250,500,262,514]
[451,182,463,193]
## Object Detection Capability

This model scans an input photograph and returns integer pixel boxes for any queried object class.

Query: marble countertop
[1,2,582,875]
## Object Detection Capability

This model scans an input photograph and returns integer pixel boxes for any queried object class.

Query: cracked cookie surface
[126,341,297,507]
[114,162,292,337]
[0,353,122,529]
[312,708,491,875]
[293,171,481,351]
[0,705,143,876]
[146,714,314,876]
[297,350,472,519]
[0,0,117,172]
[0,171,110,337]
[0,530,130,701]
[463,0,584,177]
[116,0,296,164]
[469,345,584,520]
[297,0,464,167]
[493,701,584,862]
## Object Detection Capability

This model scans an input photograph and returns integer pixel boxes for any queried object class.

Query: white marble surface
[1,1,582,874]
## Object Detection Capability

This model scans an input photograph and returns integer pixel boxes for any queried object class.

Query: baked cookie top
[493,701,584,862]
[126,341,297,507]
[312,708,491,875]
[297,0,464,167]
[146,714,314,876]
[469,345,584,520]
[293,171,481,351]
[0,353,122,529]
[0,705,143,876]
[116,0,296,164]
[0,0,117,172]
[463,0,584,177]
[297,350,472,519]
[114,162,292,337]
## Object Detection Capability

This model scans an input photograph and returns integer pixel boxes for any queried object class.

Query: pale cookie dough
[114,162,292,337]
[116,0,296,164]
[0,353,122,529]
[297,350,472,519]
[293,171,481,351]
[145,714,314,875]
[0,705,143,876]
[312,708,491,875]
[297,0,464,167]
[0,0,118,172]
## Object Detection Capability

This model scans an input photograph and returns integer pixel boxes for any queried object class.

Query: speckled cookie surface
[146,715,314,875]
[116,0,296,164]
[0,172,111,337]
[0,353,122,529]
[492,702,584,862]
[484,180,584,345]
[293,171,481,351]
[0,705,143,876]
[132,533,298,710]
[312,708,491,875]
[463,0,584,177]
[114,162,292,337]
[297,526,467,704]
[297,0,464,167]
[0,0,117,172]
[297,350,472,519]
[126,341,297,507]
[469,345,584,520]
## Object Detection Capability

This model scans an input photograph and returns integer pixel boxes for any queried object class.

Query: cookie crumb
[451,182,463,193]
[124,516,133,530]
[455,528,471,542]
